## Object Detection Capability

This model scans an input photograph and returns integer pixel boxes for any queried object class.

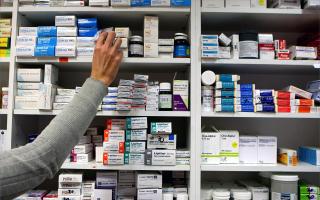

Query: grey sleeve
[0,78,107,200]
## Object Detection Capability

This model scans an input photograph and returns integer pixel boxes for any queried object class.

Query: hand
[91,31,123,86]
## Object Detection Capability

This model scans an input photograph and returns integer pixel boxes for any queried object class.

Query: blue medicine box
[35,46,55,57]
[131,0,151,6]
[299,147,320,166]
[37,26,57,37]
[37,37,57,46]
[78,28,98,37]
[171,0,191,6]
[77,18,98,28]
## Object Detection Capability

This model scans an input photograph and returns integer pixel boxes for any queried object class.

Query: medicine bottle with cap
[174,33,190,58]
[129,35,144,57]
[159,82,172,111]
[239,32,258,59]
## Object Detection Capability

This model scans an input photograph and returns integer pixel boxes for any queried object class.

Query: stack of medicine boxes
[146,122,176,166]
[95,171,118,200]
[125,117,147,165]
[201,35,219,58]
[55,16,77,57]
[117,79,134,111]
[159,38,174,58]
[137,172,163,200]
[274,91,295,113]
[117,171,136,199]
[0,18,11,58]
[144,16,159,58]
[132,74,148,111]
[146,81,160,111]
[82,181,95,200]
[89,0,109,6]
[103,119,125,165]
[285,85,315,113]
[70,133,93,163]
[15,68,43,110]
[255,89,276,112]
[215,74,240,112]
[236,83,255,112]
[58,173,83,200]
[258,33,275,60]
[53,87,76,110]
[77,18,98,47]
[77,27,96,58]
[115,27,130,58]
[102,87,118,111]
[71,135,93,163]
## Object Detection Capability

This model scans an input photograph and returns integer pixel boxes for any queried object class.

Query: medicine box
[106,119,126,130]
[124,153,145,165]
[103,152,124,165]
[151,0,170,6]
[225,0,250,8]
[89,0,110,7]
[239,136,258,164]
[78,28,98,37]
[125,129,147,141]
[125,141,146,153]
[115,27,131,38]
[144,42,159,58]
[131,0,152,6]
[137,189,162,200]
[59,173,83,183]
[93,189,113,200]
[103,129,125,142]
[136,172,162,189]
[257,136,277,164]
[17,82,41,90]
[298,146,320,166]
[220,130,239,164]
[78,18,98,28]
[173,80,189,111]
[57,37,77,46]
[57,88,76,96]
[278,148,298,166]
[103,141,125,153]
[159,39,174,46]
[55,95,74,103]
[55,15,77,27]
[96,171,118,188]
[16,36,37,46]
[38,83,57,110]
[251,0,267,7]
[19,27,38,36]
[111,0,131,6]
[95,146,103,163]
[37,37,57,46]
[15,96,39,109]
[145,149,176,166]
[147,134,177,149]
[16,46,35,57]
[118,182,136,196]
[171,0,191,6]
[268,0,301,8]
[118,170,136,183]
[144,16,158,43]
[176,149,190,158]
[44,64,58,84]
[77,37,96,47]
[55,46,76,57]
[17,89,40,96]
[150,122,172,134]
[58,188,81,196]
[202,0,225,8]
[126,117,148,129]
[201,132,220,165]
[35,46,55,57]
[37,26,57,37]
[72,143,93,154]
[17,68,43,82]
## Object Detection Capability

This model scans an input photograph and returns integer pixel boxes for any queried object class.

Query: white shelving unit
[1,1,320,199]
[62,161,190,171]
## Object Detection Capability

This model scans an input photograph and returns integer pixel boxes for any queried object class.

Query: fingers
[112,38,122,51]
[107,51,123,73]
[104,31,116,48]
[96,31,108,47]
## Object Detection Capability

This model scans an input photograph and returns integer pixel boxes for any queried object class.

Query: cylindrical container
[174,33,190,58]
[212,189,230,200]
[163,193,174,200]
[232,190,252,200]
[159,82,172,111]
[129,35,143,57]
[1,87,8,109]
[239,32,258,59]
[271,174,299,200]
[176,193,188,200]
[202,86,214,112]
[201,70,216,86]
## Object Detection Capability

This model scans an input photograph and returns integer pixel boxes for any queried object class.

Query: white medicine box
[258,136,277,164]
[202,0,225,8]
[226,0,250,8]
[239,136,258,164]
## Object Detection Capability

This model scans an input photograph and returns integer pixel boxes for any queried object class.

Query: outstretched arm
[0,31,122,200]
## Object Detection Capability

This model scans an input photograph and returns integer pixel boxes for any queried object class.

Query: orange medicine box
[278,148,298,166]
[103,129,125,142]
[105,119,126,130]
[103,152,124,165]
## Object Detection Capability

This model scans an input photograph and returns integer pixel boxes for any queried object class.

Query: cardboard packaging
[125,129,147,141]
[55,15,77,27]
[17,82,41,90]
[72,143,93,154]
[38,83,57,110]
[111,0,130,6]
[257,136,277,164]
[147,134,177,149]
[220,130,239,164]
[239,136,258,164]
[96,171,117,188]
[16,36,37,46]
[202,0,225,8]
[95,146,103,163]
[124,153,145,165]
[201,132,220,165]
[137,189,162,200]
[145,149,176,166]
[125,141,146,153]
[173,80,189,111]
[16,46,35,57]
[226,0,250,8]
[251,0,267,7]
[55,46,76,57]
[115,27,131,38]
[126,117,148,129]
[103,152,124,165]
[19,27,38,36]
[136,172,162,189]
[44,64,59,84]
[150,122,172,134]
[57,37,77,46]
[151,0,170,6]
[17,68,43,82]
[104,129,125,142]
[278,148,298,166]
[15,96,39,109]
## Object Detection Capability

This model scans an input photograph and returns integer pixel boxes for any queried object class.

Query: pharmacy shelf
[202,59,319,73]
[61,161,190,171]
[201,162,320,172]
[0,109,7,115]
[201,8,320,32]
[18,6,190,29]
[14,109,191,117]
[0,7,13,13]
[16,57,191,71]
[202,112,320,119]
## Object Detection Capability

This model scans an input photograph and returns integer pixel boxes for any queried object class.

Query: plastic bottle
[129,35,144,57]
[174,33,190,58]
[159,82,172,111]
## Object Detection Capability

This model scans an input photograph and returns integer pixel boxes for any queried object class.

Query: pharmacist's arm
[0,32,122,200]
